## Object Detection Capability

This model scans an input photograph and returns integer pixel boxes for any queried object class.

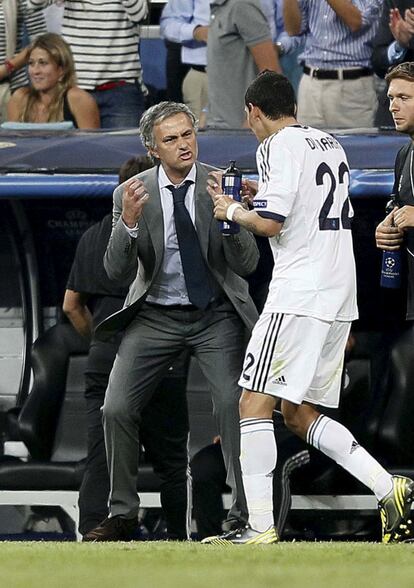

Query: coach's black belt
[146,302,201,311]
[191,64,206,73]
[303,65,373,80]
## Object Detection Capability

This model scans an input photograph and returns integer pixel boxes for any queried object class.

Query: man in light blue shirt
[160,0,209,125]
[284,0,382,129]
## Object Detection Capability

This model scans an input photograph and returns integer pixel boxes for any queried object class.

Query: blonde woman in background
[7,32,99,128]
[0,0,46,122]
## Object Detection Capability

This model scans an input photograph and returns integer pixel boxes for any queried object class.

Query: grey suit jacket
[95,162,260,341]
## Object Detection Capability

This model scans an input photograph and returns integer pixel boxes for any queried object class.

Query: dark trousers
[78,338,190,538]
[103,303,248,525]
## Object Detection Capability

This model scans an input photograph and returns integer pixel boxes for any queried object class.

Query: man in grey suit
[83,101,259,541]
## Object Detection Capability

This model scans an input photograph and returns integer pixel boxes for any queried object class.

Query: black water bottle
[220,160,242,235]
[380,198,402,289]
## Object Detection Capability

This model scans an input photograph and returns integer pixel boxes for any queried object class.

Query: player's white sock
[306,415,393,500]
[240,417,276,532]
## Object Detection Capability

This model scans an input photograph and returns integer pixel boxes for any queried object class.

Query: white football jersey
[254,125,358,322]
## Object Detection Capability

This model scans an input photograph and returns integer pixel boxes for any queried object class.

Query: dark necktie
[168,181,213,309]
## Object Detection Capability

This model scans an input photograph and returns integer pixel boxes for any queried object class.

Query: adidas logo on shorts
[272,375,287,386]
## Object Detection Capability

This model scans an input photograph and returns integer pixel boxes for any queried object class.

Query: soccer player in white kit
[203,71,414,545]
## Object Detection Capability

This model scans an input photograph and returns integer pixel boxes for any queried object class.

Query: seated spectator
[0,0,46,122]
[372,1,414,128]
[7,33,99,129]
[284,0,382,129]
[28,1,148,128]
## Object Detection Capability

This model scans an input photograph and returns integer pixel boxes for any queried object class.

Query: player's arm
[208,186,282,238]
[63,289,93,340]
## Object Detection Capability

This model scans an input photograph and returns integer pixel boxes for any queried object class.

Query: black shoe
[379,476,414,543]
[82,516,138,542]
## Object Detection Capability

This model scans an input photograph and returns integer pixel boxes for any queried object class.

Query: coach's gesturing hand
[122,178,150,228]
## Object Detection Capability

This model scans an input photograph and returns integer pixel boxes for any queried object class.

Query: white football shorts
[238,313,352,408]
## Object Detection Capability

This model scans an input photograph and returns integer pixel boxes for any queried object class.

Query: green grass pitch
[1,542,414,588]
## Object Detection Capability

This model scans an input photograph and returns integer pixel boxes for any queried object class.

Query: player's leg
[202,313,286,545]
[233,313,326,543]
[281,320,414,543]
[201,387,279,545]
[282,399,394,500]
[282,400,414,542]
[238,390,278,537]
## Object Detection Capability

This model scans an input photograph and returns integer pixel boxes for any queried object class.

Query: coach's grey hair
[139,101,198,150]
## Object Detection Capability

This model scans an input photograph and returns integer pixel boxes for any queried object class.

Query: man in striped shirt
[283,0,382,129]
[28,0,148,128]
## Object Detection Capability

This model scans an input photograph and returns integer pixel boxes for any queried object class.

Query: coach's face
[150,113,198,183]
[388,78,414,136]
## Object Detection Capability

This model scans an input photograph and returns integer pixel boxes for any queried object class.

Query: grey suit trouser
[103,301,248,525]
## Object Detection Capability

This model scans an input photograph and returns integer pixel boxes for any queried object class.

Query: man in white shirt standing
[202,70,414,545]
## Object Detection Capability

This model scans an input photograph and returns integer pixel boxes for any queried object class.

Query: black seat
[0,322,183,539]
[0,322,90,490]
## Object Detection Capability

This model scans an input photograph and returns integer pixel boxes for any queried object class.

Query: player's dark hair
[118,155,152,184]
[245,70,296,120]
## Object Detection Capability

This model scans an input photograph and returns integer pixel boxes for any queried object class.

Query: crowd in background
[0,1,413,130]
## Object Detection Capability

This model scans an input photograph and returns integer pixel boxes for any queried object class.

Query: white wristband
[226,202,243,222]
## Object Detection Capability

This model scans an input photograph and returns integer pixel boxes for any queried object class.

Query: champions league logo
[384,256,396,270]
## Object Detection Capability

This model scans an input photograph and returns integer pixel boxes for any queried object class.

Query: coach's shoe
[201,525,278,545]
[378,475,414,543]
[82,516,138,542]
